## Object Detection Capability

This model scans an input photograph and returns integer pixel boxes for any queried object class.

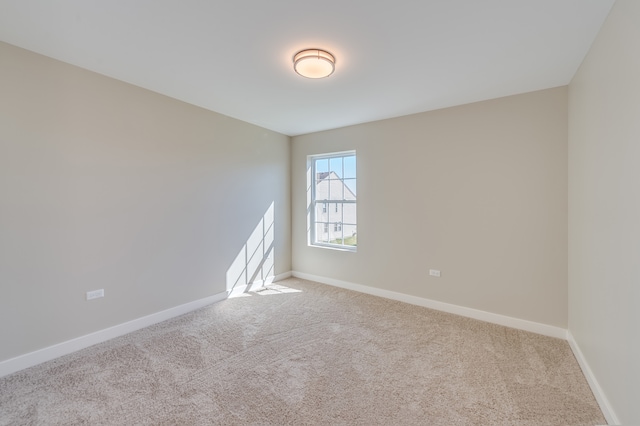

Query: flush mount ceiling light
[293,49,335,79]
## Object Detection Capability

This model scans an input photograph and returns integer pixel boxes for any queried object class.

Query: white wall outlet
[429,269,441,277]
[86,289,104,300]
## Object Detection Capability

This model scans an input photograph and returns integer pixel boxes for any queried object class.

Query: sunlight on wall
[226,202,275,297]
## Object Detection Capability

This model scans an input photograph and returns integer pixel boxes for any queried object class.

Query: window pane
[316,203,326,218]
[315,173,329,200]
[316,223,330,243]
[344,155,356,179]
[344,179,356,197]
[315,159,329,173]
[328,223,347,245]
[342,224,357,246]
[329,157,342,178]
[329,203,341,222]
[328,179,344,200]
[343,203,356,225]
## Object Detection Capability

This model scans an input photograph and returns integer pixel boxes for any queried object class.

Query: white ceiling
[0,0,615,136]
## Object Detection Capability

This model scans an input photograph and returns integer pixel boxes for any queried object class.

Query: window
[309,151,356,250]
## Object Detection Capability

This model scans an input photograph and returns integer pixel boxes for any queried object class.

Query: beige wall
[568,0,640,423]
[292,87,568,327]
[0,42,291,362]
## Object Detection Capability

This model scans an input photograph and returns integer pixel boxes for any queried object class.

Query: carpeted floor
[0,278,605,425]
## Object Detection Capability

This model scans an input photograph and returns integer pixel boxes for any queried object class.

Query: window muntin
[309,151,356,250]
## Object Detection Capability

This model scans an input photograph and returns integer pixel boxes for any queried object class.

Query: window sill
[309,243,357,253]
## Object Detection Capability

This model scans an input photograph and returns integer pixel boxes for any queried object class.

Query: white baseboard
[3,271,615,425]
[567,331,618,425]
[0,272,295,378]
[291,271,567,340]
[275,271,293,281]
[289,272,617,423]
[0,291,228,378]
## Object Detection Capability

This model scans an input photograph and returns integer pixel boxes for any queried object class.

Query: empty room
[0,0,638,424]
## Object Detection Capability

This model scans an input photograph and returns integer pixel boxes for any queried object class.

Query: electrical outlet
[86,289,104,300]
[429,269,441,277]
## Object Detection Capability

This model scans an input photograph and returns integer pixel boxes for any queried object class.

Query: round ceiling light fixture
[293,49,335,79]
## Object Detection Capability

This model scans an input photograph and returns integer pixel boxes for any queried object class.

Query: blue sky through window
[315,155,356,195]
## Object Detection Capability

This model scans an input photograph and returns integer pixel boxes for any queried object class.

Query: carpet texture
[0,278,605,425]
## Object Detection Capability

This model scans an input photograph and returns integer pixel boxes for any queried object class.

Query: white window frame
[308,150,356,252]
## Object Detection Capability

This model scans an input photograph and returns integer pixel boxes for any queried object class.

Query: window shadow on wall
[226,202,275,297]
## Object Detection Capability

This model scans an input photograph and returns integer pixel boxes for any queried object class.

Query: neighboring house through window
[308,151,356,250]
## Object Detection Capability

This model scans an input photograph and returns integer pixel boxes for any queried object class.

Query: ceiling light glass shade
[293,49,335,79]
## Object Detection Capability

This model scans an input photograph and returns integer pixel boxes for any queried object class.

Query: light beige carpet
[0,278,605,425]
